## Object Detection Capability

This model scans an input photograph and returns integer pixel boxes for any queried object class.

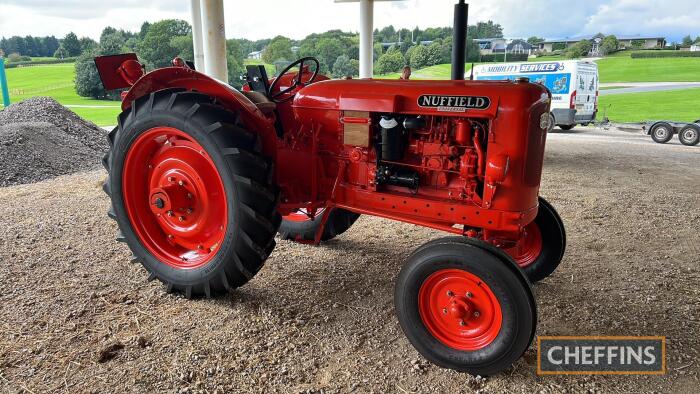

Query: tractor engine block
[349,114,487,206]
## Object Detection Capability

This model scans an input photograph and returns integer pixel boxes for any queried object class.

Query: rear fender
[121,67,277,156]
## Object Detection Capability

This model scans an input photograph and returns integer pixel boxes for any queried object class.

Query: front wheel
[278,208,360,242]
[678,124,700,146]
[103,90,281,298]
[395,237,536,376]
[504,197,566,283]
[558,124,575,131]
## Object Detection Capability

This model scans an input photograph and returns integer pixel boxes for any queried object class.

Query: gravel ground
[0,97,108,152]
[0,122,100,187]
[0,128,698,393]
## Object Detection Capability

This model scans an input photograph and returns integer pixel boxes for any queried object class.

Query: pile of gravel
[0,97,109,152]
[0,122,101,187]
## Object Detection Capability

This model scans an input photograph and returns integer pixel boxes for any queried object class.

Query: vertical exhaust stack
[451,0,469,80]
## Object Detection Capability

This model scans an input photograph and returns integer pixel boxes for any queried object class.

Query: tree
[138,19,192,69]
[409,44,430,69]
[468,21,503,39]
[54,45,68,59]
[79,37,98,53]
[100,31,127,56]
[62,32,82,56]
[43,36,60,57]
[375,50,405,75]
[565,40,592,58]
[600,35,619,55]
[262,35,293,64]
[527,36,544,45]
[74,50,108,99]
[682,35,693,47]
[332,54,358,78]
[316,37,344,72]
[170,35,194,60]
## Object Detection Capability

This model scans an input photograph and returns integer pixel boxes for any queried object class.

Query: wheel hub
[505,222,543,268]
[418,269,502,350]
[122,127,228,269]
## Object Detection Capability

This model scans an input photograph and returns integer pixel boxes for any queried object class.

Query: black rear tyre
[103,89,281,298]
[678,124,700,146]
[558,124,574,131]
[278,208,360,242]
[395,237,536,376]
[650,122,674,143]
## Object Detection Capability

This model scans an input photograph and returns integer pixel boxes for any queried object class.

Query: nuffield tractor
[96,3,565,375]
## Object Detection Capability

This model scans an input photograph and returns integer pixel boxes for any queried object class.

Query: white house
[247,50,263,60]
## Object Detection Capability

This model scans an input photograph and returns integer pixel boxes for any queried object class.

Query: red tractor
[96,5,565,376]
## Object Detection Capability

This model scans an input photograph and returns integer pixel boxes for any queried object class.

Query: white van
[472,60,599,130]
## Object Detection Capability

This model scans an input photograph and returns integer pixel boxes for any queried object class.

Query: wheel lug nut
[187,208,193,214]
[178,180,185,186]
[466,292,473,298]
[179,216,186,222]
[459,320,466,326]
[168,176,175,182]
[187,193,193,199]
[167,234,174,240]
[473,311,480,318]
[447,291,454,297]
[167,211,174,217]
[442,308,448,314]
[198,244,204,250]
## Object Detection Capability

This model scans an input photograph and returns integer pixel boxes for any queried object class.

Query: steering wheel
[268,57,320,103]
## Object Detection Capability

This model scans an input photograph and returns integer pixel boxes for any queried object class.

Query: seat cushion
[241,91,277,116]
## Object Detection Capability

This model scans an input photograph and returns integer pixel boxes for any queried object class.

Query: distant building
[691,44,700,52]
[474,38,534,56]
[247,50,263,60]
[538,34,666,55]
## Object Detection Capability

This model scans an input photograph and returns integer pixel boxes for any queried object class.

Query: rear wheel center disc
[122,126,228,269]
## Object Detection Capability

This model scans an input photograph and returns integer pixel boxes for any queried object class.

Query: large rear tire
[278,208,360,242]
[103,89,281,298]
[395,237,536,376]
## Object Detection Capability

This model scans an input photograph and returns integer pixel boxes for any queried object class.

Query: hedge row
[3,57,77,68]
[631,51,700,58]
[479,53,529,62]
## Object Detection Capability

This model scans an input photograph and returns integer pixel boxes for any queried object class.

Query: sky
[0,0,697,43]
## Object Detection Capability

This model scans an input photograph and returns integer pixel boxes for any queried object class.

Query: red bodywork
[103,54,551,247]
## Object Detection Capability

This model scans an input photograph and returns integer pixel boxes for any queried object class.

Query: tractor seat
[241,91,277,116]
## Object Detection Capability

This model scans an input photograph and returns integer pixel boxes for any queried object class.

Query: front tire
[103,90,281,298]
[650,122,674,143]
[678,124,700,146]
[504,197,566,283]
[395,237,536,376]
[558,124,574,131]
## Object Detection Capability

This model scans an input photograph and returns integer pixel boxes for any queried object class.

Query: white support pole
[200,0,228,82]
[359,0,374,79]
[190,0,205,71]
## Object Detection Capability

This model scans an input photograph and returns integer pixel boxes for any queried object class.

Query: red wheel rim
[418,269,502,351]
[283,208,326,222]
[505,222,543,268]
[122,127,228,269]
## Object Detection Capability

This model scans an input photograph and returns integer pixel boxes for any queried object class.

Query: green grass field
[597,55,700,83]
[2,63,121,126]
[598,88,700,123]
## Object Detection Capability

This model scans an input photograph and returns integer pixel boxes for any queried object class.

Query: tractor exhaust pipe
[451,0,469,80]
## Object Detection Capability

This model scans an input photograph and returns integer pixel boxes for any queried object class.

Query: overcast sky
[0,0,697,43]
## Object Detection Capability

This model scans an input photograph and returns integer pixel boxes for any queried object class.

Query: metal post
[190,0,205,71]
[359,0,374,79]
[0,59,10,107]
[200,0,228,82]
[451,0,468,80]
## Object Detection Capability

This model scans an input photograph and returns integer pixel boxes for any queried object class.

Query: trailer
[644,120,700,146]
